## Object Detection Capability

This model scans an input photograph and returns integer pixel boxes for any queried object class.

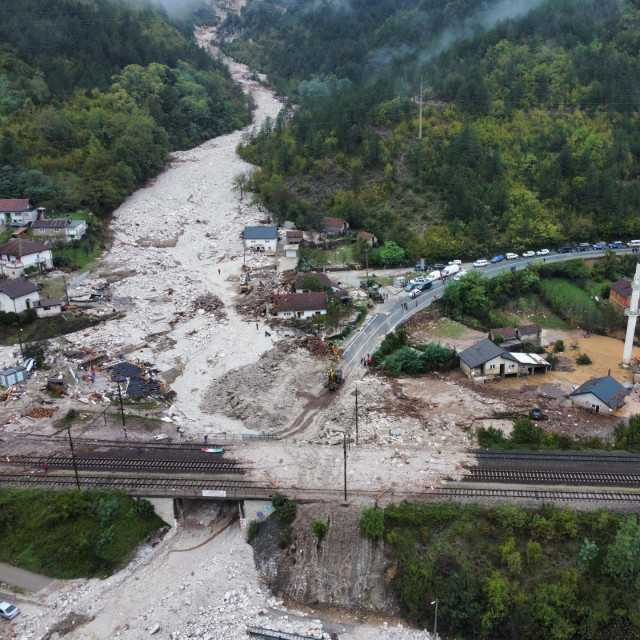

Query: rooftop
[0,239,51,257]
[611,278,632,300]
[0,277,39,299]
[458,338,508,369]
[243,225,278,240]
[322,216,346,228]
[273,292,328,313]
[32,219,68,229]
[0,199,31,213]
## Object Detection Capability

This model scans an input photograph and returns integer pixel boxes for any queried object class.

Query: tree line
[0,0,253,216]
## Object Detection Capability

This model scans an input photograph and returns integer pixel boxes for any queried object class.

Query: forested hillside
[0,0,252,216]
[222,0,640,262]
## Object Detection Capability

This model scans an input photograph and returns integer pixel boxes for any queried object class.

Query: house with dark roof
[0,239,53,278]
[489,324,542,348]
[569,375,629,413]
[33,298,63,318]
[243,226,278,253]
[489,327,519,347]
[271,292,328,319]
[294,272,336,293]
[0,199,43,227]
[610,278,632,312]
[0,277,40,313]
[286,230,304,244]
[322,216,349,237]
[357,231,377,247]
[459,338,549,382]
[32,218,87,243]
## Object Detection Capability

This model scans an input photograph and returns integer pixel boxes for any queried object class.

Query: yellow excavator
[326,368,343,392]
[240,272,252,294]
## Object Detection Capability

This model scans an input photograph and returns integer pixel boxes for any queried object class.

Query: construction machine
[330,343,342,358]
[325,368,343,392]
[240,283,253,294]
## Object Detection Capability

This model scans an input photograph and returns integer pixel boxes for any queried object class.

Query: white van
[442,264,461,277]
[628,240,640,248]
[393,276,406,288]
[425,270,442,282]
[473,258,488,267]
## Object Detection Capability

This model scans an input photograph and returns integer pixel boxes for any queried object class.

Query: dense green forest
[0,488,164,577]
[0,0,252,216]
[359,501,640,639]
[222,0,640,262]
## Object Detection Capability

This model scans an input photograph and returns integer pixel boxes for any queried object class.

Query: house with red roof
[0,239,53,278]
[0,199,43,227]
[271,292,328,319]
[322,216,349,237]
[357,231,377,247]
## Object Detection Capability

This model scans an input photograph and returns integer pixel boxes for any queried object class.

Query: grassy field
[0,488,166,578]
[429,318,470,339]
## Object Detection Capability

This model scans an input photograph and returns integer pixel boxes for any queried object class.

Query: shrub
[23,340,48,367]
[359,507,384,539]
[578,538,598,571]
[477,426,510,449]
[511,418,543,446]
[132,498,155,519]
[554,339,565,353]
[526,541,542,565]
[272,493,297,527]
[247,520,260,544]
[576,353,592,365]
[312,519,328,543]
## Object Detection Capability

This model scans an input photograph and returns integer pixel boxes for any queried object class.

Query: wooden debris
[264,470,279,489]
[26,407,57,418]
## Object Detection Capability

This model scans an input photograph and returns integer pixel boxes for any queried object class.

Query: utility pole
[355,386,359,445]
[62,274,70,305]
[114,376,127,437]
[67,425,81,491]
[418,77,423,140]
[343,431,348,502]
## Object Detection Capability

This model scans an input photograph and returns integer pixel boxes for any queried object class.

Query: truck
[368,287,383,302]
[360,278,380,290]
[441,263,460,277]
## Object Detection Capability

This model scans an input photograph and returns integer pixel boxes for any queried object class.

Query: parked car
[593,241,607,250]
[536,248,550,256]
[453,269,468,281]
[491,254,505,263]
[522,250,535,258]
[0,601,19,620]
[506,252,518,260]
[576,242,591,252]
[405,282,417,292]
[609,240,623,249]
[473,258,488,267]
[433,263,446,270]
[628,240,640,248]
[409,288,422,299]
[417,281,433,291]
[557,245,573,253]
[448,259,462,265]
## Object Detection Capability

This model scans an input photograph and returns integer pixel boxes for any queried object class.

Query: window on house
[489,364,496,370]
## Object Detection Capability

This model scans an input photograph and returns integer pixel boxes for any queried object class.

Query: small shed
[0,365,28,386]
[33,298,63,318]
[284,244,299,258]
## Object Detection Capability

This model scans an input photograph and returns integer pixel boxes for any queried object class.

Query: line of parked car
[472,240,640,267]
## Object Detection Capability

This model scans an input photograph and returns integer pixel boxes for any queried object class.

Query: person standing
[204,434,208,444]
[43,462,48,472]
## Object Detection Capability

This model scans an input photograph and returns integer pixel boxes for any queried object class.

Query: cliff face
[252,503,398,614]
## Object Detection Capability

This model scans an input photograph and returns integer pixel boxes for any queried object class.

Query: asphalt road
[0,561,52,592]
[342,247,637,371]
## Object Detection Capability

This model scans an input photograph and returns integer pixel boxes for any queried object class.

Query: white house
[0,277,40,313]
[0,199,43,227]
[569,375,629,413]
[458,338,549,382]
[243,226,278,253]
[284,244,299,259]
[0,239,54,278]
[67,219,87,241]
[33,298,63,318]
[271,292,328,319]
[357,231,378,246]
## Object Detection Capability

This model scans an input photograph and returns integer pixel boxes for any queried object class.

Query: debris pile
[297,336,333,358]
[192,292,226,319]
[26,407,57,418]
[108,361,167,398]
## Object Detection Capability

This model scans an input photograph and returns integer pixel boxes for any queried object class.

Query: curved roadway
[342,247,637,371]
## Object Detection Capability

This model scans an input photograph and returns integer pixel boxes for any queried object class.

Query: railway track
[472,450,640,464]
[465,468,640,486]
[8,455,245,474]
[2,473,640,506]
